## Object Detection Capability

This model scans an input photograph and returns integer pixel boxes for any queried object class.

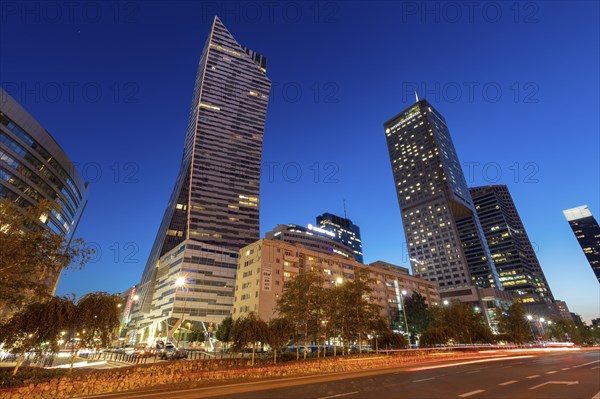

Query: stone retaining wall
[0,351,504,399]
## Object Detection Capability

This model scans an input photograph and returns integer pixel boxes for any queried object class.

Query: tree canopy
[0,199,93,315]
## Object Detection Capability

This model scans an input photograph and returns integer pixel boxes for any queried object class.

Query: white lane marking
[592,366,600,370]
[591,391,600,399]
[408,355,534,371]
[412,377,436,383]
[466,370,481,374]
[529,381,579,390]
[526,375,540,379]
[501,365,512,369]
[546,371,557,374]
[318,392,359,399]
[498,380,517,386]
[573,360,600,368]
[458,390,485,397]
[562,367,571,370]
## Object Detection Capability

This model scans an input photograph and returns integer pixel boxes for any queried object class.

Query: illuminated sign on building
[123,286,137,324]
[307,224,336,238]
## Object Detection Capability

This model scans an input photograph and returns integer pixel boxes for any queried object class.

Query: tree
[266,317,293,363]
[378,331,408,350]
[230,312,268,366]
[341,269,382,353]
[404,292,431,342]
[496,302,530,344]
[0,296,75,375]
[69,292,121,371]
[215,315,233,351]
[421,302,494,346]
[276,272,327,359]
[188,329,206,343]
[0,199,93,315]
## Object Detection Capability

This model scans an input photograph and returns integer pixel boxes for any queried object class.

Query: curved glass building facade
[0,88,88,255]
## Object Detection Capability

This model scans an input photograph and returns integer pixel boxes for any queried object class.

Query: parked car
[158,343,187,360]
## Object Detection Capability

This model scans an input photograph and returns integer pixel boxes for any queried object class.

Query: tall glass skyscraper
[129,17,271,345]
[384,99,500,291]
[316,212,364,262]
[563,205,600,282]
[0,88,89,303]
[470,185,556,315]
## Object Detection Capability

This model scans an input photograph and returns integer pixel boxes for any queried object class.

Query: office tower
[563,206,600,282]
[265,224,356,260]
[554,300,574,322]
[234,238,440,323]
[316,212,364,262]
[384,99,500,291]
[0,88,89,301]
[129,17,271,345]
[470,185,556,315]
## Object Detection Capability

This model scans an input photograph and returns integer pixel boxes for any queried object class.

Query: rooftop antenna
[343,199,347,219]
[415,89,420,103]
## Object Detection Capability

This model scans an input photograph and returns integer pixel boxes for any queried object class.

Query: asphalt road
[83,350,600,399]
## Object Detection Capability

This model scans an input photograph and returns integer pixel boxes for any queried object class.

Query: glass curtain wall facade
[316,212,364,262]
[0,88,89,297]
[384,99,500,291]
[470,185,556,315]
[563,205,600,282]
[129,17,271,344]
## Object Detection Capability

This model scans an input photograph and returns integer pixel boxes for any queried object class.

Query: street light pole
[175,277,187,347]
[526,315,536,342]
[400,289,410,348]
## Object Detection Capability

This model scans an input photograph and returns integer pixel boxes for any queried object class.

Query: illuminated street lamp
[525,315,536,341]
[399,289,410,348]
[443,300,449,306]
[175,276,188,346]
[335,276,344,285]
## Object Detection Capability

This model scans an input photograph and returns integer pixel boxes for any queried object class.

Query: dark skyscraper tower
[384,100,500,291]
[470,185,556,314]
[130,17,271,344]
[316,212,364,262]
[563,205,600,282]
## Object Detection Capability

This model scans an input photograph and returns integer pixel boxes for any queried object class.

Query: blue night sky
[1,1,598,321]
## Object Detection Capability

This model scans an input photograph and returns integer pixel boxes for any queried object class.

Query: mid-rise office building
[470,185,556,316]
[384,99,500,293]
[265,223,356,260]
[554,300,574,322]
[316,212,364,262]
[563,206,600,282]
[233,238,441,324]
[0,88,89,308]
[129,16,271,345]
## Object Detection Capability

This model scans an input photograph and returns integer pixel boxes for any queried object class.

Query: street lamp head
[133,295,139,301]
[335,276,344,285]
[401,290,407,296]
[176,276,186,287]
[526,315,533,320]
[443,300,449,306]
[540,317,545,323]
[474,306,480,312]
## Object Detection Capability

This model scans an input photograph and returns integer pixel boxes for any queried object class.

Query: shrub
[0,367,69,388]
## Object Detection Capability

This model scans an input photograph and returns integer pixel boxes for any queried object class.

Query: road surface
[82,350,600,399]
